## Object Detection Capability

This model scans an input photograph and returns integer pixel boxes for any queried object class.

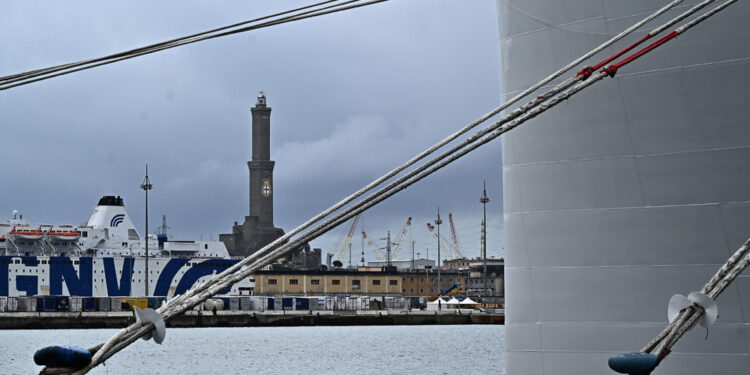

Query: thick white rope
[165,0,690,311]
[0,0,341,84]
[74,58,611,375]
[1,0,389,90]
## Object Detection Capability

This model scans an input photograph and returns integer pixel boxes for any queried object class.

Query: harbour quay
[0,295,503,329]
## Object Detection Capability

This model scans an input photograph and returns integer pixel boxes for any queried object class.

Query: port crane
[332,214,360,262]
[447,213,464,259]
[390,217,412,258]
[426,222,459,260]
[361,231,384,260]
[361,216,412,261]
[439,282,462,296]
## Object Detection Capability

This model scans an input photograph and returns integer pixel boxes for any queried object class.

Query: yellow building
[400,269,466,298]
[253,269,402,296]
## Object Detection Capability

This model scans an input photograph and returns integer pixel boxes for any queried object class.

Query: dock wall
[0,310,503,329]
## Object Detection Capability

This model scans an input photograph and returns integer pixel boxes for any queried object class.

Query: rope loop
[601,65,618,78]
[576,66,594,79]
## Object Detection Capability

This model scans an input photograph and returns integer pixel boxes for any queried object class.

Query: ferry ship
[0,196,253,298]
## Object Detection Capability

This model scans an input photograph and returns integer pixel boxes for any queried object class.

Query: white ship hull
[1,255,251,298]
[0,196,254,298]
[498,0,750,373]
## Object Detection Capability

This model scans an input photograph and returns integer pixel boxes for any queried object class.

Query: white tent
[446,297,461,305]
[426,297,447,311]
[459,297,479,306]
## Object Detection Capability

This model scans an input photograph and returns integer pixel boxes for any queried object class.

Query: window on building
[402,288,406,293]
[289,279,299,285]
[372,280,381,286]
[311,279,320,285]
[420,288,424,293]
[410,277,414,282]
[402,277,406,282]
[420,277,424,282]
[389,280,397,286]
[352,280,361,290]
[332,279,341,285]
[410,288,414,293]
[449,277,453,282]
[268,279,277,285]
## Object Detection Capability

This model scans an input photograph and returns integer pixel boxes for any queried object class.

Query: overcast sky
[0,1,503,264]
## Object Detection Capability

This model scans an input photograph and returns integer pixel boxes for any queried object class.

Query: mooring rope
[0,0,389,90]
[169,0,696,309]
[36,0,740,373]
[647,237,750,356]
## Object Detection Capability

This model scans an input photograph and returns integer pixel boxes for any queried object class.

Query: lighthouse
[220,92,285,257]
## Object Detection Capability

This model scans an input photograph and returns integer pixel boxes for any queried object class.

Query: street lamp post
[435,207,443,295]
[140,165,153,297]
[480,181,490,298]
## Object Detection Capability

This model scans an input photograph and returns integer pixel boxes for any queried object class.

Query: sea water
[2,325,504,374]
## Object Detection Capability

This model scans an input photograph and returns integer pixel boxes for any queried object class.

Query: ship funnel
[87,195,140,240]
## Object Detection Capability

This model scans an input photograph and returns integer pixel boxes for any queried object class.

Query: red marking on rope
[576,66,594,79]
[592,34,651,70]
[612,30,678,70]
[600,65,618,78]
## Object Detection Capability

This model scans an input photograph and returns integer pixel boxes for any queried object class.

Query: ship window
[82,232,88,238]
[205,244,208,250]
[15,260,20,264]
[74,260,79,265]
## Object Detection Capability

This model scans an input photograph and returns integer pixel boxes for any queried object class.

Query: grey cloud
[1,1,504,262]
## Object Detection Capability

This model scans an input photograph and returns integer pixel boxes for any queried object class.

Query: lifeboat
[47,230,81,242]
[47,230,81,241]
[10,228,44,241]
[0,236,5,242]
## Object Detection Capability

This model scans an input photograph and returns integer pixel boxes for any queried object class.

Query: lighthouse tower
[220,92,285,257]
[248,91,275,226]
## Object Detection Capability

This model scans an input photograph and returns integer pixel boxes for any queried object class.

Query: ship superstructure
[498,0,750,374]
[0,196,253,297]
